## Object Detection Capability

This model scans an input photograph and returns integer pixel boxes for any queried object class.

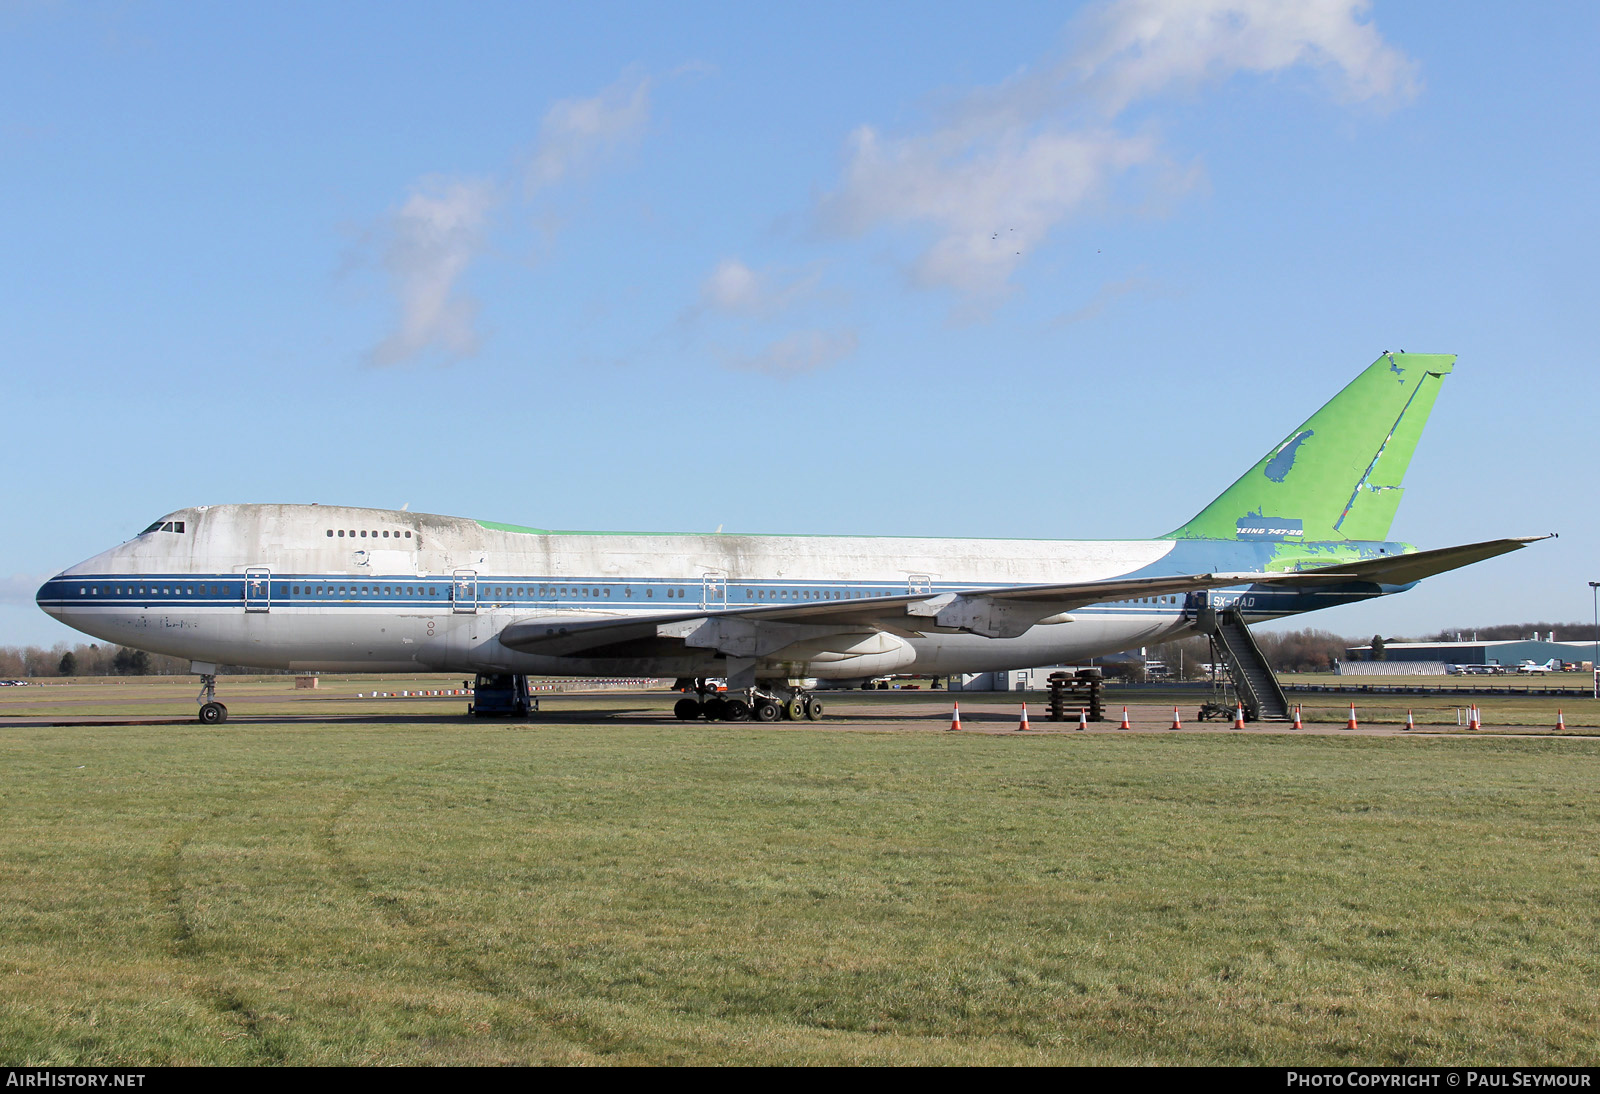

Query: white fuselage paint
[44,504,1203,678]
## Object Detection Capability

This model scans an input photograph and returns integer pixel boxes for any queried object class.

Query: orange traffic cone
[1076,707,1087,731]
[1018,702,1030,732]
[1467,705,1480,731]
[1118,705,1132,730]
[1291,705,1303,730]
[1345,703,1359,730]
[1233,703,1247,730]
[949,702,961,732]
[1169,706,1182,731]
[1556,708,1566,732]
[1405,709,1415,732]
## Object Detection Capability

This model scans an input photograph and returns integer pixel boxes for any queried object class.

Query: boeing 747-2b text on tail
[38,353,1548,724]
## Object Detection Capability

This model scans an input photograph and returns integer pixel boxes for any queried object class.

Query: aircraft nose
[36,575,63,617]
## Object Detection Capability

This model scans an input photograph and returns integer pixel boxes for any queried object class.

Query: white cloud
[726,329,858,378]
[526,73,652,193]
[825,125,1155,299]
[818,0,1417,302]
[367,177,497,367]
[1071,0,1419,113]
[362,72,655,367]
[697,257,819,317]
[0,573,50,607]
[1053,272,1164,325]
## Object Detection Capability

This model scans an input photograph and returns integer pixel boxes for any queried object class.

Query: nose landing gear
[195,672,228,724]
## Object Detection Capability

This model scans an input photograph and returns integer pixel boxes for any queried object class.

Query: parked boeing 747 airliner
[38,353,1546,723]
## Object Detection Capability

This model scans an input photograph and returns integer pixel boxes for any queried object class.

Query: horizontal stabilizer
[1272,535,1553,588]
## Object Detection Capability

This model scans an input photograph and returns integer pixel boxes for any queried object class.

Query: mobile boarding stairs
[1188,593,1290,722]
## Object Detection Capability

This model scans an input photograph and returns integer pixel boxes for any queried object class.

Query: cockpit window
[139,520,187,535]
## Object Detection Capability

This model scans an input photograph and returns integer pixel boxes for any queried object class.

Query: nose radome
[36,576,62,617]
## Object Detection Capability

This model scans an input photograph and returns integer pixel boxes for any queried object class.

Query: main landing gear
[196,673,228,725]
[673,679,824,722]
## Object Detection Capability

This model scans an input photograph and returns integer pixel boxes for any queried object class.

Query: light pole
[1591,582,1599,700]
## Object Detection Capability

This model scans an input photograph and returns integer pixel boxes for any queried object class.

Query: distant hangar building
[1340,638,1595,675]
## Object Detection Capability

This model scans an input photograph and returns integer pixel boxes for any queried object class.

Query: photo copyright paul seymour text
[1288,1075,1592,1088]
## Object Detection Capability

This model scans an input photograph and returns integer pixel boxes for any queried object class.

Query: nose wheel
[195,674,228,724]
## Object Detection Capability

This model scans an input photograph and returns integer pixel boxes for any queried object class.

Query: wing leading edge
[494,534,1548,660]
[499,570,1283,656]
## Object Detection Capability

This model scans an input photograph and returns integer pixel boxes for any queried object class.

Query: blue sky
[4,1,1597,649]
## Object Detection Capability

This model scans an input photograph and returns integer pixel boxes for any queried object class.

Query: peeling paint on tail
[1163,352,1455,543]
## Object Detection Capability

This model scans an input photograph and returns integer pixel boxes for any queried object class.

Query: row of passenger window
[327,529,413,540]
[76,582,909,601]
[277,584,898,600]
[470,586,890,600]
[81,584,230,596]
[289,585,439,596]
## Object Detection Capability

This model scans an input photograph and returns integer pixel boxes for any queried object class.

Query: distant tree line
[0,643,288,678]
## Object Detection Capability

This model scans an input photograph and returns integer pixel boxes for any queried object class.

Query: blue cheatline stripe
[42,574,1012,610]
[41,571,1362,615]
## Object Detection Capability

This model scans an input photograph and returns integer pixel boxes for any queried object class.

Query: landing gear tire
[703,696,727,722]
[722,699,751,722]
[673,698,701,721]
[784,698,804,721]
[804,697,823,721]
[198,702,228,725]
[754,699,782,723]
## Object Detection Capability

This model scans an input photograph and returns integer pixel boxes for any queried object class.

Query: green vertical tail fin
[1164,352,1455,543]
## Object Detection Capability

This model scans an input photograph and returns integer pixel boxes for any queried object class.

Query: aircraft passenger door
[701,572,727,610]
[452,569,478,614]
[244,567,271,613]
[907,574,932,596]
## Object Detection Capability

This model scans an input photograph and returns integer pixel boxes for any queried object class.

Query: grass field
[2,679,1599,1065]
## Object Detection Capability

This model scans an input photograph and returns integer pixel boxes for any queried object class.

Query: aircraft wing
[497,569,1281,655]
[1271,535,1553,588]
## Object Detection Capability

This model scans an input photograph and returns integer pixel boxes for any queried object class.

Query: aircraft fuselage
[36,503,1399,679]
